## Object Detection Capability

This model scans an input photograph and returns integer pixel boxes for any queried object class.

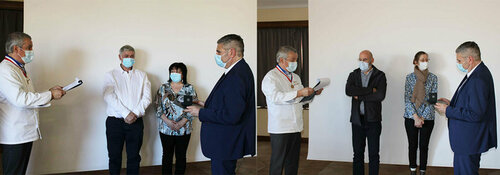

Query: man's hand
[297,87,314,97]
[194,100,205,107]
[315,88,324,95]
[354,96,359,100]
[50,86,66,100]
[373,88,377,93]
[437,98,450,105]
[184,105,201,117]
[125,112,137,124]
[434,102,448,115]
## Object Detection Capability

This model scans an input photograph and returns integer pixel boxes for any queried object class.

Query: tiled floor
[59,141,500,175]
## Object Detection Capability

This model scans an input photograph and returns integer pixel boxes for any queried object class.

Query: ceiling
[258,0,308,9]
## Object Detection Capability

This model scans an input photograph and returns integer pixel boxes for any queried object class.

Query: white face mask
[359,61,369,71]
[287,61,297,72]
[18,49,34,64]
[418,62,428,71]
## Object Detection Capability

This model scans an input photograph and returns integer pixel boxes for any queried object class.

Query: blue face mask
[456,63,468,73]
[122,58,135,68]
[170,73,182,83]
[215,54,226,68]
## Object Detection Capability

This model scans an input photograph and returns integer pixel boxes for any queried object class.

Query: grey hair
[119,45,135,55]
[5,32,31,54]
[276,46,297,63]
[456,41,481,61]
[217,34,244,57]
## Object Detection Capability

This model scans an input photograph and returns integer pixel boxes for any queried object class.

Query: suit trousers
[453,153,481,175]
[269,132,301,175]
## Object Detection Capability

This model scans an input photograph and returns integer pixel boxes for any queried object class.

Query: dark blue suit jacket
[199,59,256,160]
[446,62,497,154]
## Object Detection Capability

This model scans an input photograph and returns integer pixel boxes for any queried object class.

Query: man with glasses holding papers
[261,46,323,175]
[0,32,66,175]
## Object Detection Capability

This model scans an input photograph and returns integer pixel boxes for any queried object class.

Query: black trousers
[404,118,434,170]
[269,132,301,175]
[159,133,191,175]
[106,117,144,175]
[352,118,381,175]
[1,142,33,175]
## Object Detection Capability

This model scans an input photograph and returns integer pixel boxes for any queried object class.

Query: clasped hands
[161,114,188,130]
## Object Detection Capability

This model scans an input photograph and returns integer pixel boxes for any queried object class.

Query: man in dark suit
[185,34,256,175]
[435,41,497,175]
[345,50,387,175]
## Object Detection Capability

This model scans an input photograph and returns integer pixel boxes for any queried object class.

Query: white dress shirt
[0,56,52,144]
[261,66,311,134]
[103,66,152,118]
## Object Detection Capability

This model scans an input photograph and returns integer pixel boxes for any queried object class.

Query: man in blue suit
[185,34,256,174]
[435,41,497,175]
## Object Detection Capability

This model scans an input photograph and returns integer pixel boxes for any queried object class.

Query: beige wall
[257,8,308,22]
[257,109,309,138]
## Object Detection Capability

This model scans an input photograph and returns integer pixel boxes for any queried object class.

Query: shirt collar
[225,59,242,74]
[118,65,134,74]
[467,61,481,77]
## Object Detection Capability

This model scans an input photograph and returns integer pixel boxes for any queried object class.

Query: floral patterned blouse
[155,83,197,136]
[404,72,438,120]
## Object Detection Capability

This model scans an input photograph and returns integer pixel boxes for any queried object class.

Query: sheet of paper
[313,78,331,91]
[63,77,83,91]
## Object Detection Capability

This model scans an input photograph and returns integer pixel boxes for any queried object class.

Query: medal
[291,85,294,88]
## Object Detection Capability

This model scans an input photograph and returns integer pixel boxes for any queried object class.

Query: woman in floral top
[404,51,438,175]
[156,62,197,175]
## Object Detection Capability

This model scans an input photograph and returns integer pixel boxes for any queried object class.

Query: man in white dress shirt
[261,46,322,175]
[103,45,151,175]
[0,32,66,175]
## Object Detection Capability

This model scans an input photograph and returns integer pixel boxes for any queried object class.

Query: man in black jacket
[345,50,387,175]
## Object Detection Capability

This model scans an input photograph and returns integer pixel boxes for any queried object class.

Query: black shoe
[410,171,417,175]
[420,171,426,175]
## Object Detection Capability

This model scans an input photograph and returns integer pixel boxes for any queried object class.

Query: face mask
[170,73,182,83]
[215,54,226,68]
[19,50,34,64]
[359,61,369,71]
[287,61,297,72]
[456,63,468,73]
[418,62,428,71]
[122,58,135,68]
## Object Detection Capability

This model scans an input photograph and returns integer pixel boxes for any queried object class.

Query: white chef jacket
[103,66,152,118]
[0,56,52,144]
[261,66,311,134]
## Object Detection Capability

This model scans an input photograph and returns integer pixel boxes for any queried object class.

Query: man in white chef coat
[261,46,323,175]
[0,32,66,175]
